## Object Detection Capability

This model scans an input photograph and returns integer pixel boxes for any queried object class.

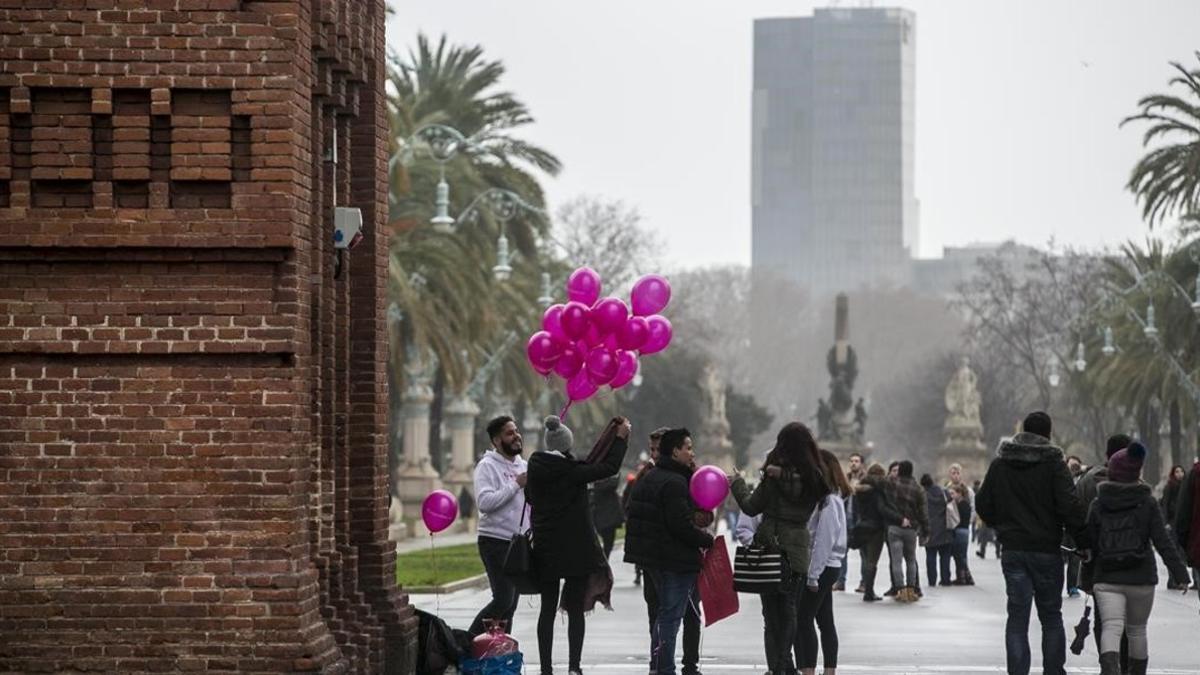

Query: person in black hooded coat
[526,415,630,675]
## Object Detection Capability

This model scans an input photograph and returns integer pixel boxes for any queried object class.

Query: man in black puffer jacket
[624,428,714,675]
[977,411,1089,675]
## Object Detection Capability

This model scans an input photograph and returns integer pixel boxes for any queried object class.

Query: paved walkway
[408,539,1200,674]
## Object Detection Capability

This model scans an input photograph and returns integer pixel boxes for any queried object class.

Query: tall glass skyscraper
[752,7,917,295]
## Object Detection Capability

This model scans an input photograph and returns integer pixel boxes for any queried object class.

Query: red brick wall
[0,2,416,673]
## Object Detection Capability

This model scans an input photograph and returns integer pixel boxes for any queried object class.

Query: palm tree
[1122,52,1200,228]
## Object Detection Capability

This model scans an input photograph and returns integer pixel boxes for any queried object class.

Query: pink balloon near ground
[422,489,458,533]
[566,368,599,402]
[542,304,567,342]
[631,274,672,317]
[566,267,602,306]
[585,347,619,386]
[591,297,629,335]
[689,465,729,510]
[560,301,591,341]
[554,343,584,379]
[641,315,673,355]
[608,350,639,390]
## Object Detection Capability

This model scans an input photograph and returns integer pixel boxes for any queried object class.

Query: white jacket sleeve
[807,495,847,585]
[735,511,761,546]
[475,461,521,514]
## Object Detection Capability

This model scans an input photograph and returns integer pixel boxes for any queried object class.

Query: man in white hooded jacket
[469,415,528,637]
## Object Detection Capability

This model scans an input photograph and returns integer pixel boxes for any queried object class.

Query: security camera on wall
[333,206,364,250]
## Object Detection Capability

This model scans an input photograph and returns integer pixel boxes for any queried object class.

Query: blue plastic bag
[459,652,523,675]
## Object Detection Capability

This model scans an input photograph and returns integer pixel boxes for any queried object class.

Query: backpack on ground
[1095,501,1149,572]
[415,608,470,675]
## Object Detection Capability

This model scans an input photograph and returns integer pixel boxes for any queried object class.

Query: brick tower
[0,2,416,672]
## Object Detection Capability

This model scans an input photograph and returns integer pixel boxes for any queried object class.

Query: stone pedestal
[388,499,408,543]
[442,394,480,534]
[938,426,988,487]
[395,367,442,538]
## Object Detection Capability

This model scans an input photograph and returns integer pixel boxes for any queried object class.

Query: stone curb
[404,572,489,595]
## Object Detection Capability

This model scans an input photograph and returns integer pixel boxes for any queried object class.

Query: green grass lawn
[396,543,485,588]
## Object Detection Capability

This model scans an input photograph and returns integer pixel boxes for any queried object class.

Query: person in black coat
[976,412,1088,675]
[590,475,624,560]
[852,463,902,602]
[624,428,714,675]
[527,415,630,675]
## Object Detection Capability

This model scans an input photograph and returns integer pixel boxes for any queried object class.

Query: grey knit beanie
[543,415,574,454]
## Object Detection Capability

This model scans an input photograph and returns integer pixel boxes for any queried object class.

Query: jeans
[795,566,840,669]
[761,575,800,674]
[537,575,586,674]
[1001,550,1066,675]
[646,569,698,675]
[887,526,919,588]
[952,529,971,579]
[643,568,701,674]
[925,544,952,586]
[470,536,521,636]
[1093,583,1155,660]
[859,529,886,596]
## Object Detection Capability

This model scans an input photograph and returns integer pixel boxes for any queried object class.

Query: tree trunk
[1170,398,1183,471]
[429,366,446,474]
[1138,402,1162,484]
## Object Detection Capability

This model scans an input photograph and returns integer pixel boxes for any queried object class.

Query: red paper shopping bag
[697,534,739,627]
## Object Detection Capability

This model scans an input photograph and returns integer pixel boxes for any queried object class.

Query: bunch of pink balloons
[526,268,673,411]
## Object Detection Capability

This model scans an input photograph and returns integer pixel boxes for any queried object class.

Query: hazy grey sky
[387,1,1200,267]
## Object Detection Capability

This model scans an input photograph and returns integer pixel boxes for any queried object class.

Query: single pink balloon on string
[566,267,602,306]
[422,489,458,533]
[641,315,673,355]
[560,301,591,341]
[631,274,671,317]
[618,316,650,351]
[689,465,729,510]
[608,350,639,390]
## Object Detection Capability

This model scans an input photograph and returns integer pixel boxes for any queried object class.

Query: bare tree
[554,195,663,295]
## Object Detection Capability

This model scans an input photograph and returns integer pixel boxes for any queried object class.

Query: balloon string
[430,533,440,616]
[559,400,572,419]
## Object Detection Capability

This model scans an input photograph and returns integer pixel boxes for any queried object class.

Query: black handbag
[732,544,788,594]
[502,505,540,594]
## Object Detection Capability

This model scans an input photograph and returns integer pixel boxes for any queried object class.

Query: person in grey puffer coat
[921,474,955,587]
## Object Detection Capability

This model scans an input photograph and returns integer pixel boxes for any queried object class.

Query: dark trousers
[859,530,886,596]
[926,544,953,586]
[1001,551,1066,675]
[537,575,586,675]
[643,569,700,674]
[599,527,617,560]
[760,576,800,674]
[952,529,971,579]
[470,536,520,636]
[1064,551,1080,591]
[795,566,840,670]
[646,569,698,675]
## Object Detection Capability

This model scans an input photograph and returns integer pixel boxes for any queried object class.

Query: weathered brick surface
[0,2,416,673]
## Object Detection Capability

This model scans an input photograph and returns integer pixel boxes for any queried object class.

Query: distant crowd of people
[463,410,1200,675]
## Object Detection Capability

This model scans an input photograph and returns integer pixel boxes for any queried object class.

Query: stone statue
[819,294,860,441]
[697,363,734,469]
[854,398,868,440]
[945,356,982,430]
[817,398,833,440]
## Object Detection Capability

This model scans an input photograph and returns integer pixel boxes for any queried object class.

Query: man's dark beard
[499,439,523,457]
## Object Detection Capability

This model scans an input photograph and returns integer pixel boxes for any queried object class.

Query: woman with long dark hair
[793,449,851,675]
[729,422,831,675]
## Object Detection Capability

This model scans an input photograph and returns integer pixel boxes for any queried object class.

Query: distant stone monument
[818,294,869,462]
[939,356,987,483]
[697,363,736,471]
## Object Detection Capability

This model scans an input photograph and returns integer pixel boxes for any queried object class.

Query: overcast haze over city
[388,1,1200,268]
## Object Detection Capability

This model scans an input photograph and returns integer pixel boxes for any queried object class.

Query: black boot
[1128,659,1148,675]
[1098,652,1121,675]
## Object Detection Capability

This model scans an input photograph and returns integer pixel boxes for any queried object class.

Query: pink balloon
[554,343,584,379]
[566,267,602,306]
[584,322,606,348]
[603,333,620,352]
[641,315,673,355]
[617,316,650,351]
[526,331,562,370]
[608,350,639,390]
[591,297,629,335]
[631,274,672,317]
[561,301,591,341]
[689,465,729,510]
[566,368,598,402]
[422,489,458,533]
[542,304,567,342]
[586,347,619,386]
